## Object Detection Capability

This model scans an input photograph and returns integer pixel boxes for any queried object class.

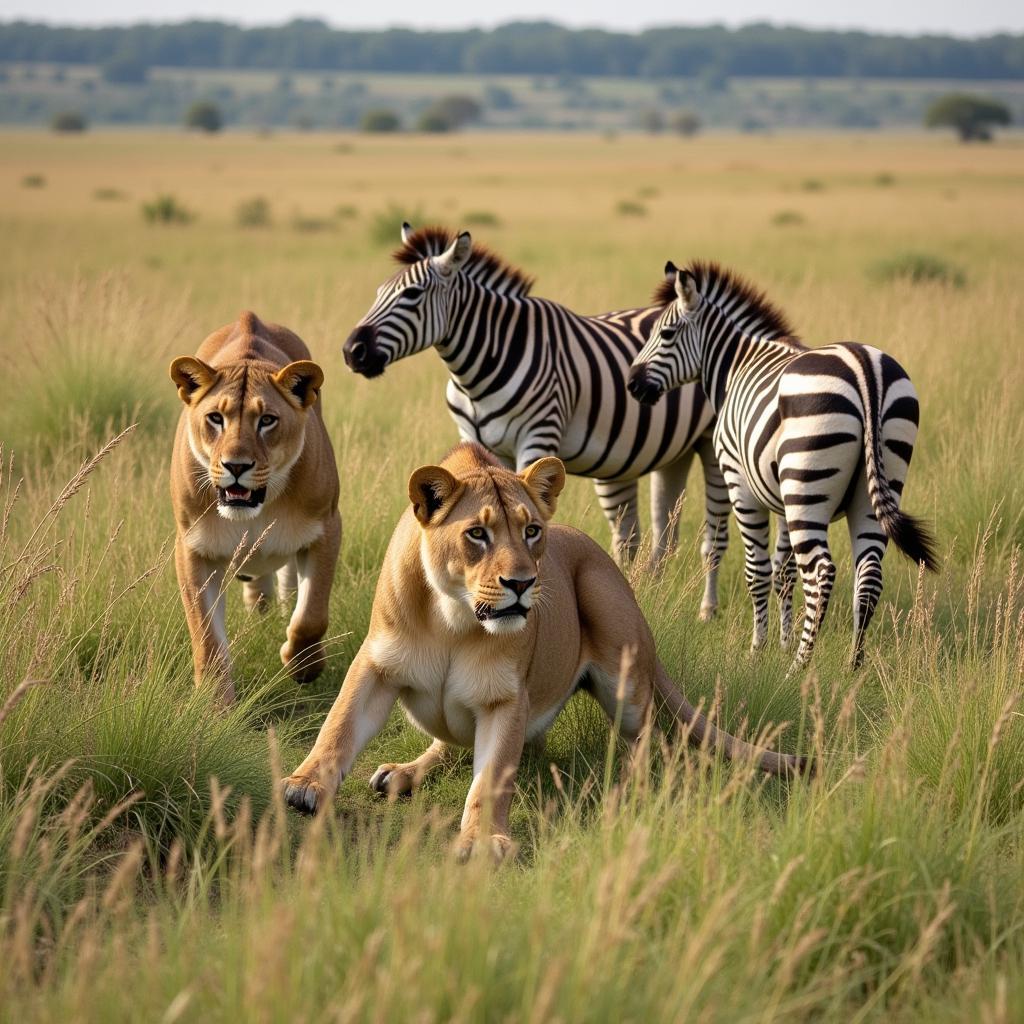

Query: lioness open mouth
[217,484,267,509]
[475,602,529,622]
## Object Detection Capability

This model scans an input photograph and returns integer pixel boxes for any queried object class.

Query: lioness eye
[206,412,223,427]
[525,524,541,539]
[467,527,487,541]
[259,414,278,429]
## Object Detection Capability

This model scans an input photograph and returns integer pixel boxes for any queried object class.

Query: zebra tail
[857,354,940,573]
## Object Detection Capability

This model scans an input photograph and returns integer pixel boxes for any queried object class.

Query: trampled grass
[0,129,1023,1021]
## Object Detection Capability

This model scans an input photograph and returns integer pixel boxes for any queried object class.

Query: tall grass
[0,130,1022,1020]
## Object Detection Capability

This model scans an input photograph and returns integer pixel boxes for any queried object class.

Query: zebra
[342,224,730,619]
[628,260,937,669]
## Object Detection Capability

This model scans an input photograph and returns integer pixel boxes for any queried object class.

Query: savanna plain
[1,129,1023,1022]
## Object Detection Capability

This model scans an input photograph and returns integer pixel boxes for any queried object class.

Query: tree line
[2,19,1023,80]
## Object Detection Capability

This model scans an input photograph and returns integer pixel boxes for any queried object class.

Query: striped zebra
[628,261,937,669]
[343,224,730,618]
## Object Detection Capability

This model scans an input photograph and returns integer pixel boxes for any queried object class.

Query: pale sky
[0,0,1022,36]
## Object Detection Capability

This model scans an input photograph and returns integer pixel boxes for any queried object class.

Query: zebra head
[343,226,473,378]
[628,261,704,406]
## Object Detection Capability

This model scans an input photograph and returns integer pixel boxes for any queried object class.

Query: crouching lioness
[284,442,806,859]
[170,312,341,703]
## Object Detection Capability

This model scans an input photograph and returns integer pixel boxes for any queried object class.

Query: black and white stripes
[343,226,730,618]
[629,261,937,668]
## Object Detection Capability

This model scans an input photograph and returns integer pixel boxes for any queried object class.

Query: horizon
[1,3,1023,40]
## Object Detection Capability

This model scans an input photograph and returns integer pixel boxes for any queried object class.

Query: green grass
[0,130,1023,1021]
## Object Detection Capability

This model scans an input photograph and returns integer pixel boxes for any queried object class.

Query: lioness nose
[500,576,536,597]
[224,461,254,480]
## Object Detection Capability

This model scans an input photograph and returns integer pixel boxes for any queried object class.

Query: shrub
[184,100,223,133]
[334,203,359,220]
[869,251,966,287]
[368,202,428,247]
[21,174,45,189]
[430,94,482,127]
[925,92,1012,142]
[416,110,453,133]
[874,172,896,187]
[639,109,664,133]
[361,109,401,133]
[462,210,501,227]
[616,199,647,217]
[93,187,125,201]
[800,178,825,192]
[772,209,806,226]
[51,111,86,133]
[141,194,194,225]
[670,110,701,136]
[290,212,335,233]
[236,196,271,228]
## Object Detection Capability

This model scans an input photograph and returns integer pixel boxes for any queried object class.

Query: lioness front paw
[454,832,516,865]
[698,603,718,623]
[369,763,417,798]
[280,638,327,684]
[282,774,325,816]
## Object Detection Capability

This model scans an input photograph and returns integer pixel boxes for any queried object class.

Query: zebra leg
[846,478,887,670]
[771,520,797,647]
[593,478,640,566]
[789,537,837,671]
[727,479,772,653]
[697,435,730,622]
[648,453,692,573]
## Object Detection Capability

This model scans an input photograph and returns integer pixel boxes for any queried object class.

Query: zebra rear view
[629,261,937,670]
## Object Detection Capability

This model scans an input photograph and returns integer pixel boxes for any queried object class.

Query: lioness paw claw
[369,764,415,798]
[282,775,323,816]
[454,833,515,865]
[281,639,327,684]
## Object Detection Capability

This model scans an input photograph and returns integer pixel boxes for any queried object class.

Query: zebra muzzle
[343,325,388,378]
[627,366,663,406]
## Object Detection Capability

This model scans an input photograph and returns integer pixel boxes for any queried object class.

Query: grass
[868,251,967,287]
[0,129,1023,1021]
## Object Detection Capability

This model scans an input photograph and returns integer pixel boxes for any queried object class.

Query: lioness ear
[170,357,219,403]
[408,465,465,526]
[273,360,324,409]
[519,457,566,520]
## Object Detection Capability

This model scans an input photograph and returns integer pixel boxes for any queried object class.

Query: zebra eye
[259,414,278,430]
[403,286,424,301]
[661,326,676,339]
[524,524,541,539]
[466,526,488,542]
[206,412,223,428]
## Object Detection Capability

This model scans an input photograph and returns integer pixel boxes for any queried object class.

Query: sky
[0,0,1021,36]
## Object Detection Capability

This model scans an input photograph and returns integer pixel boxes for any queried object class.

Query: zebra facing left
[628,260,938,670]
[342,225,731,620]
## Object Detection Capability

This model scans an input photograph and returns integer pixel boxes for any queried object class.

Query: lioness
[284,442,806,858]
[170,311,341,703]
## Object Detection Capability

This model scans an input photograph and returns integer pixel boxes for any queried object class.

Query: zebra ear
[675,269,700,311]
[401,221,414,244]
[664,260,678,278]
[431,231,472,279]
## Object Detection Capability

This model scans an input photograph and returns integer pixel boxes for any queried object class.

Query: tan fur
[170,311,341,703]
[284,442,806,860]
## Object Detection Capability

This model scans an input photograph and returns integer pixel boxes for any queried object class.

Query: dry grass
[0,129,1023,1021]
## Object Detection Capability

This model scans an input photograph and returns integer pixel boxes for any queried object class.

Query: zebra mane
[653,261,800,343]
[393,226,535,297]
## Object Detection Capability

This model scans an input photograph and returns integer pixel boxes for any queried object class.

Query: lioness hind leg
[370,738,448,798]
[242,574,275,613]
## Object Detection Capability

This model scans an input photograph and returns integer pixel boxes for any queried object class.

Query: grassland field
[1,129,1023,1021]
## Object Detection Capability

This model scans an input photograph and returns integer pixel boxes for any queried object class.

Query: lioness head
[408,445,566,636]
[170,356,324,520]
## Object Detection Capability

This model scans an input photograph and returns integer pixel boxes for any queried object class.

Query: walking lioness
[170,312,341,703]
[284,442,806,859]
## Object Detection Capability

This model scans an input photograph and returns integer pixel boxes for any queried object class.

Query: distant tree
[670,110,701,136]
[51,110,86,132]
[431,94,482,127]
[483,84,517,111]
[102,54,149,84]
[184,100,223,133]
[639,108,665,133]
[925,92,1012,142]
[360,108,401,133]
[416,110,453,133]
